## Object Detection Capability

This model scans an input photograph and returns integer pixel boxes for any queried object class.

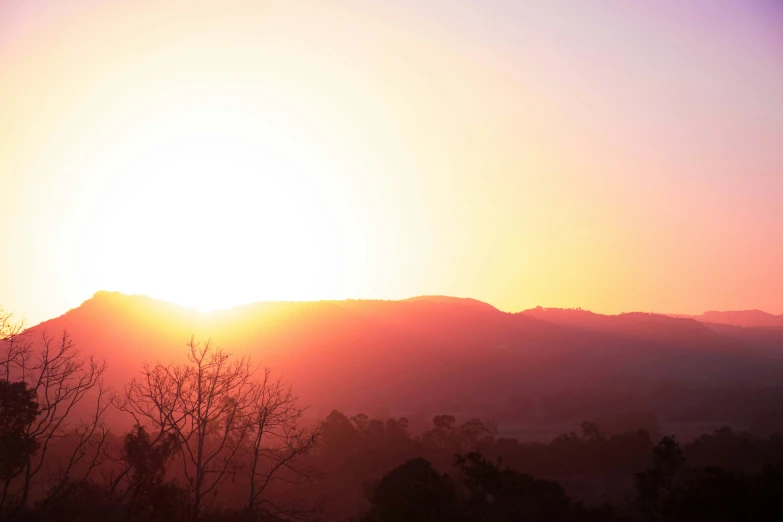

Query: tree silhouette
[116,424,188,520]
[123,337,256,520]
[635,436,686,521]
[244,367,321,518]
[0,310,110,509]
[363,457,460,522]
[0,380,39,511]
[455,451,583,522]
[433,415,456,430]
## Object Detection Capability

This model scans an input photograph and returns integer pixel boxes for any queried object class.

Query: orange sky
[2,0,782,326]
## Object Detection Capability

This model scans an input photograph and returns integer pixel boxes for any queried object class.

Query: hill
[21,292,783,436]
[673,310,783,329]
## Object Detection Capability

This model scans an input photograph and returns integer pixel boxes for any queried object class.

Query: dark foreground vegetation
[3,308,783,521]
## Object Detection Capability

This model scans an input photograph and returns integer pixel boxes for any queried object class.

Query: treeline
[355,434,783,522]
[3,310,783,521]
[310,410,783,520]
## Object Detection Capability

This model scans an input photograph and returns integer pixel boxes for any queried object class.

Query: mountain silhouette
[22,292,783,432]
[672,310,783,329]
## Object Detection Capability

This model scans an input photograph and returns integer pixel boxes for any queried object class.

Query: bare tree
[0,310,110,509]
[123,337,256,520]
[244,367,322,519]
[40,377,112,504]
[0,307,30,382]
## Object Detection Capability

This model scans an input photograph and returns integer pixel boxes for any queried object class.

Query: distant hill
[672,310,783,329]
[20,292,783,434]
[520,307,721,344]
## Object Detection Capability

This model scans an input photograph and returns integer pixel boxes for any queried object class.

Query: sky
[1,0,782,326]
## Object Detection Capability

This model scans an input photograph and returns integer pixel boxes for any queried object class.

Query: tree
[635,436,686,521]
[455,451,578,522]
[458,418,497,449]
[433,415,456,430]
[123,337,255,520]
[363,458,460,522]
[0,309,110,509]
[351,413,370,433]
[0,380,38,510]
[422,415,461,451]
[117,424,189,522]
[0,307,27,383]
[319,410,360,462]
[244,367,321,519]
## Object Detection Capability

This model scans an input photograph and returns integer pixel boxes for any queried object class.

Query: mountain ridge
[19,291,783,427]
[37,290,783,330]
[671,309,783,329]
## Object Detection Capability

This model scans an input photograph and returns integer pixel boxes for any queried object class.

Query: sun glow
[3,0,459,316]
[30,31,382,311]
[0,2,433,313]
[6,1,782,324]
[71,105,368,311]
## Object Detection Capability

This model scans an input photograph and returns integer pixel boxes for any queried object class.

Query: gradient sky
[2,0,782,325]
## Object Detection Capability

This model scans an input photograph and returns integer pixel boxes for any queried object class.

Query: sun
[70,105,367,311]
